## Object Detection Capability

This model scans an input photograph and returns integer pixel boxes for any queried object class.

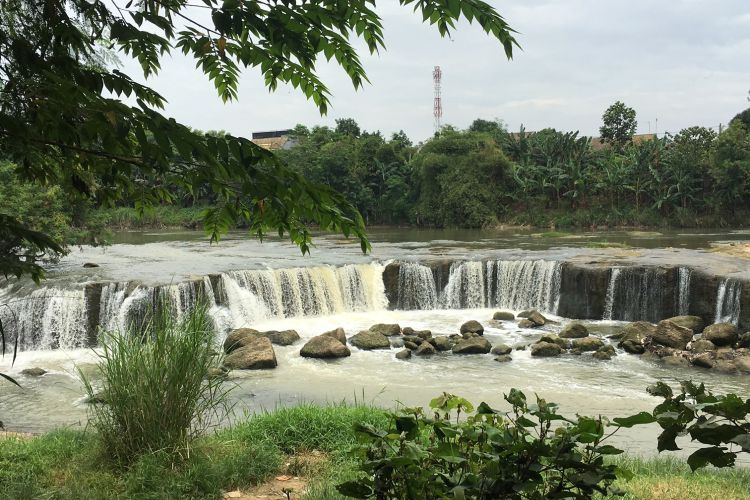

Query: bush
[337,391,631,499]
[81,302,230,464]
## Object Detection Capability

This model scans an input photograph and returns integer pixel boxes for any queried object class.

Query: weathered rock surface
[691,353,713,369]
[736,356,750,373]
[416,330,433,340]
[223,337,277,370]
[518,319,536,329]
[559,323,589,339]
[592,351,611,361]
[300,336,351,359]
[369,324,402,336]
[531,342,563,357]
[689,339,716,353]
[21,367,47,377]
[223,328,260,353]
[404,341,420,350]
[738,333,750,349]
[528,310,547,326]
[572,336,605,352]
[492,311,515,321]
[262,330,301,346]
[652,320,694,350]
[621,340,645,354]
[350,331,391,350]
[491,343,512,356]
[702,323,739,347]
[665,316,705,335]
[206,367,229,379]
[416,342,437,356]
[395,349,412,360]
[460,320,484,335]
[433,336,453,351]
[494,355,513,363]
[321,327,347,345]
[452,337,492,354]
[82,262,100,268]
[539,334,569,349]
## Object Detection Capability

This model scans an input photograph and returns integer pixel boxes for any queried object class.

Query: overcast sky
[120,0,750,143]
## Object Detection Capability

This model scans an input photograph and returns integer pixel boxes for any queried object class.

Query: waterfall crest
[715,278,742,325]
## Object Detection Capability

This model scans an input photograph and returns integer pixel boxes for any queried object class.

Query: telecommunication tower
[433,66,442,132]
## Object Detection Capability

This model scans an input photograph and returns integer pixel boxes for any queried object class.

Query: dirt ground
[710,242,750,260]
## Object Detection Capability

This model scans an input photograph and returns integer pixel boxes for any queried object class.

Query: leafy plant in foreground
[81,301,231,464]
[642,381,750,471]
[337,390,631,499]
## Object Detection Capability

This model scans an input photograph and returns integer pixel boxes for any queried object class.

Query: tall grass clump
[82,300,230,464]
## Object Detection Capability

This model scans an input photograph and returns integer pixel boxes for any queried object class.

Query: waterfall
[603,268,620,320]
[99,282,128,331]
[218,263,387,327]
[715,278,742,325]
[437,259,562,313]
[396,262,438,310]
[677,267,691,316]
[0,287,89,350]
[602,267,667,322]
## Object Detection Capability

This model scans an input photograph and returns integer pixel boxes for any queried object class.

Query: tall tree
[0,0,518,281]
[600,101,638,150]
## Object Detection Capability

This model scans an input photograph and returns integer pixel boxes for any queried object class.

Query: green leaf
[613,412,656,428]
[687,446,736,471]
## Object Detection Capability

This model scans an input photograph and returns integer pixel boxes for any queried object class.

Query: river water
[1,228,749,457]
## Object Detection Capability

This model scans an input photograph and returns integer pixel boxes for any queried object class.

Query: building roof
[251,129,296,151]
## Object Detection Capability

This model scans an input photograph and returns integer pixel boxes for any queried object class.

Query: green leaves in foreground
[338,390,627,499]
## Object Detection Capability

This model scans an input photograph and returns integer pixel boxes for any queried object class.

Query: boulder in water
[223,337,277,370]
[369,324,402,336]
[262,330,301,346]
[492,311,515,321]
[223,328,261,353]
[21,367,47,377]
[531,342,562,357]
[402,327,415,336]
[416,342,437,356]
[517,310,532,318]
[689,339,716,353]
[559,323,589,339]
[572,336,604,352]
[459,320,484,335]
[621,340,645,354]
[433,336,453,351]
[538,334,569,349]
[390,338,405,348]
[735,356,750,373]
[395,349,412,360]
[592,351,611,361]
[527,310,547,326]
[494,355,512,363]
[618,322,656,345]
[702,323,739,347]
[514,343,528,351]
[691,353,714,369]
[350,331,391,350]
[300,335,351,359]
[321,327,347,345]
[491,343,512,356]
[206,367,229,379]
[651,320,694,350]
[737,332,750,348]
[518,319,536,329]
[665,315,705,335]
[452,337,491,354]
[416,330,433,340]
[404,341,420,350]
[82,262,100,268]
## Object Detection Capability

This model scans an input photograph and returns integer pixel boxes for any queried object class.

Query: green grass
[2,407,749,500]
[93,206,206,229]
[586,241,632,249]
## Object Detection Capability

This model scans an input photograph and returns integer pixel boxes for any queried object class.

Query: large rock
[572,337,605,352]
[223,328,260,353]
[321,327,347,345]
[452,337,492,354]
[300,335,351,359]
[531,342,562,357]
[262,330,301,346]
[404,341,420,350]
[492,311,515,321]
[689,339,716,353]
[460,320,484,335]
[491,343,512,356]
[619,322,656,345]
[735,356,750,373]
[666,316,705,335]
[416,342,437,356]
[738,332,750,349]
[518,319,536,329]
[395,349,412,360]
[350,331,391,350]
[527,310,547,326]
[621,340,645,354]
[559,323,589,339]
[652,320,694,350]
[223,337,277,370]
[691,353,714,369]
[702,323,739,347]
[494,355,513,363]
[369,324,402,336]
[539,334,569,349]
[433,336,453,352]
[21,367,47,377]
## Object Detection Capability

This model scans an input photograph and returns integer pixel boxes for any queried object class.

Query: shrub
[81,302,231,464]
[337,391,630,499]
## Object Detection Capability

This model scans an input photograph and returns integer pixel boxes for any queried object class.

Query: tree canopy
[600,101,637,150]
[0,0,518,281]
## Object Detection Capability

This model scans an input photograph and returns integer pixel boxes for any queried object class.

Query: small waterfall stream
[715,278,742,324]
[677,267,692,316]
[396,262,438,310]
[602,267,669,322]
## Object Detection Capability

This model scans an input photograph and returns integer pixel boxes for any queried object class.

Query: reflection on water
[2,308,749,458]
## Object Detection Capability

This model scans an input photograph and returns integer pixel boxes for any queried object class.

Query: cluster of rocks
[610,315,750,373]
[527,318,615,360]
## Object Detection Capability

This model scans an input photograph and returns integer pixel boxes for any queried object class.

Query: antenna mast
[433,66,442,133]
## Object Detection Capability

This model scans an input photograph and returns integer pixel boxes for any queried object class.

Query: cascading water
[715,278,742,325]
[0,287,89,350]
[438,259,562,313]
[602,267,668,322]
[396,262,438,310]
[677,267,691,316]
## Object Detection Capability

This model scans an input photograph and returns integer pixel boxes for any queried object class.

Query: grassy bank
[1,404,749,499]
[93,206,206,230]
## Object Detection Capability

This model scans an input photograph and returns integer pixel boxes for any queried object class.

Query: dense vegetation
[278,103,750,230]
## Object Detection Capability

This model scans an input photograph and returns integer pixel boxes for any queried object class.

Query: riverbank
[1,403,748,500]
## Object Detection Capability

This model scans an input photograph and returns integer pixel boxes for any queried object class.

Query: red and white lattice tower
[433,66,442,132]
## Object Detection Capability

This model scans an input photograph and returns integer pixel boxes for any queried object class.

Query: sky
[119,0,750,143]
